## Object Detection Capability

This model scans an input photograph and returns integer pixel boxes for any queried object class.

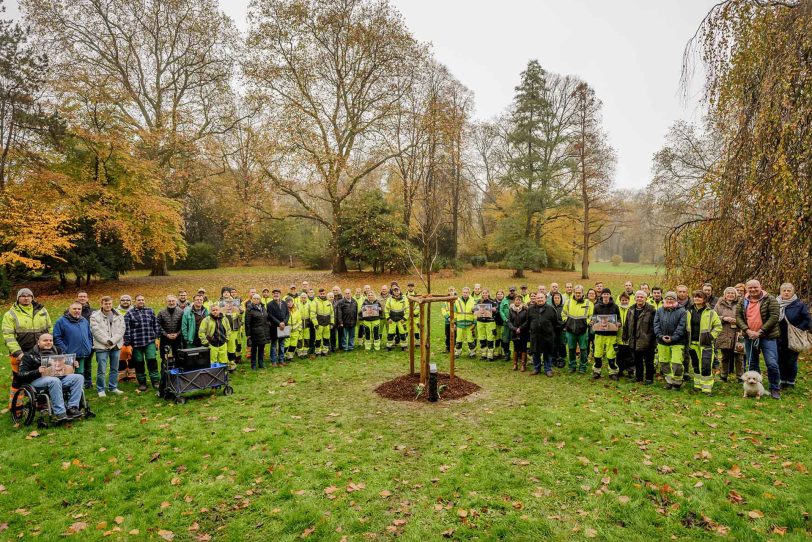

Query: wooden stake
[408,300,415,376]
[419,307,427,385]
[449,299,456,382]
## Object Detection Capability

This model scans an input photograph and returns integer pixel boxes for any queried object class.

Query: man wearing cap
[288,284,297,299]
[520,285,531,305]
[686,290,722,394]
[311,288,334,356]
[561,285,593,373]
[592,288,621,380]
[267,288,290,366]
[654,291,688,389]
[198,303,232,365]
[3,288,52,393]
[124,295,161,392]
[385,286,409,351]
[260,288,272,307]
[359,291,383,351]
[304,288,317,356]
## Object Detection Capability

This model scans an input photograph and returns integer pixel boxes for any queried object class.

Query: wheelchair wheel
[79,389,96,418]
[223,385,234,396]
[10,386,36,426]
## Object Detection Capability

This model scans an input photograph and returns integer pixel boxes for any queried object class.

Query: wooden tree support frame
[408,295,458,385]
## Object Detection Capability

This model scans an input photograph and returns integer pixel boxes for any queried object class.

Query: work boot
[512,352,518,371]
[520,353,527,372]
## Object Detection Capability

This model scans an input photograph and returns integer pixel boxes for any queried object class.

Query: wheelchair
[10,380,95,427]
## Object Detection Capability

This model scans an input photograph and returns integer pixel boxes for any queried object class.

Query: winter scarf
[778,294,798,321]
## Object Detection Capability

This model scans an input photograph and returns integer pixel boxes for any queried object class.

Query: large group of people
[3,276,809,420]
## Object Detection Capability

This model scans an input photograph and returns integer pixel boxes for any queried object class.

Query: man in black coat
[267,289,290,367]
[336,289,359,352]
[623,291,657,385]
[527,293,563,376]
[245,294,269,369]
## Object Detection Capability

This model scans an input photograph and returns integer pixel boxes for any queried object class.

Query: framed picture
[361,305,380,318]
[474,304,493,319]
[591,314,619,332]
[40,353,77,377]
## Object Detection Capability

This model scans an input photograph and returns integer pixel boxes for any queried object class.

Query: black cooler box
[176,347,211,371]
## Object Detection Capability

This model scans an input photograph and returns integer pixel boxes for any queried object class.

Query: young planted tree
[571,82,618,279]
[245,0,420,273]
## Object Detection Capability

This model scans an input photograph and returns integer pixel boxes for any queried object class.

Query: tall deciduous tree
[22,0,240,275]
[245,0,420,273]
[672,0,812,296]
[571,82,617,279]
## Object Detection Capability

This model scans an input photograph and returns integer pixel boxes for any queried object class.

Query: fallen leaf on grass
[64,522,87,535]
[128,529,140,535]
[346,482,365,493]
[379,490,392,498]
[658,465,674,474]
[149,452,161,463]
[301,526,315,538]
[160,501,171,509]
[771,525,787,536]
[439,464,451,473]
[585,528,598,538]
[188,522,199,532]
[158,529,175,540]
[747,510,764,520]
[242,427,256,433]
[171,477,181,486]
[114,516,124,525]
[442,528,455,538]
[728,490,744,504]
[195,535,212,542]
[457,508,468,518]
[392,519,407,526]
[618,495,630,504]
[577,456,590,466]
[694,481,704,488]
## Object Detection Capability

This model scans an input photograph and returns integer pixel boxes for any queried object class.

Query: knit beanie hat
[664,291,678,301]
[16,288,33,301]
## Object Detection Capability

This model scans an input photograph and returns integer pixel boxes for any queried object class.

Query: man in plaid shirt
[124,295,161,392]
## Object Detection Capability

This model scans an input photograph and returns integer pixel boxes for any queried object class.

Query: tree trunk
[512,268,525,279]
[150,254,170,276]
[332,253,347,273]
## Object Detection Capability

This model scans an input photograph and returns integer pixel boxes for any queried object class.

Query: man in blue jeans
[89,296,126,397]
[736,279,782,399]
[336,289,358,352]
[18,334,84,421]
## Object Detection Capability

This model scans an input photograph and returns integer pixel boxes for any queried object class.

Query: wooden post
[408,300,415,376]
[419,306,428,384]
[449,299,456,382]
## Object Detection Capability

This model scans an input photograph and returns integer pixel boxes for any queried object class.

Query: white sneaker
[110,389,124,395]
[97,391,107,398]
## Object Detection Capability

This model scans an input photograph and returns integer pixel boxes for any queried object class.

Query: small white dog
[742,370,767,398]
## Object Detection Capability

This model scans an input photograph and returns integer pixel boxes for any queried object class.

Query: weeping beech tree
[669,0,812,297]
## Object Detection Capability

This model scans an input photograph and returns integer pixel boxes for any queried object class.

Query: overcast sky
[9,0,716,189]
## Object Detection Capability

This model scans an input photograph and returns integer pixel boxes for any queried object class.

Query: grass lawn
[0,267,809,541]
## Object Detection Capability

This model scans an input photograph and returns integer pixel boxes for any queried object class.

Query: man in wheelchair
[18,334,85,421]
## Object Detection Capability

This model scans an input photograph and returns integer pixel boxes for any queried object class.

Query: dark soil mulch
[375,372,480,402]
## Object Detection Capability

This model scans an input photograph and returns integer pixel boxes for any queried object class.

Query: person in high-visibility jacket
[441,287,456,353]
[310,289,334,356]
[471,283,483,348]
[296,293,310,355]
[686,290,722,394]
[198,304,232,364]
[592,288,621,380]
[260,288,272,307]
[405,282,420,347]
[562,286,594,373]
[286,297,304,360]
[476,289,500,360]
[360,291,383,351]
[3,288,52,402]
[520,285,531,305]
[654,291,688,389]
[385,286,409,351]
[499,287,515,361]
[616,292,633,377]
[223,301,243,371]
[454,287,477,357]
[377,285,390,346]
[648,287,664,310]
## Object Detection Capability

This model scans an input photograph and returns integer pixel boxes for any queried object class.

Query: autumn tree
[671,0,812,296]
[571,81,618,279]
[245,0,420,273]
[22,0,240,275]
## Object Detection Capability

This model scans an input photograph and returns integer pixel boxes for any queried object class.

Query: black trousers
[633,349,655,382]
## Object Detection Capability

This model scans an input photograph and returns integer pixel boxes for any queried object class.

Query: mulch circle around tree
[375,373,480,402]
